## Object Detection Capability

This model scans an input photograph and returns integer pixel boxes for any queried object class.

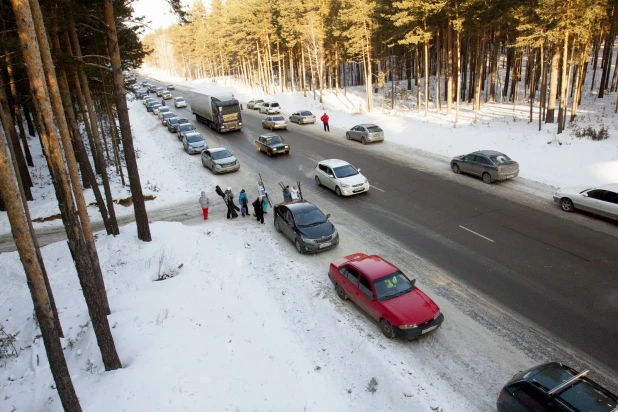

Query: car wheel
[361,137,367,145]
[201,159,207,168]
[335,284,348,300]
[452,164,460,174]
[335,186,342,197]
[380,319,396,339]
[270,125,274,131]
[256,144,261,152]
[267,150,272,157]
[274,219,281,233]
[295,239,304,254]
[315,176,321,186]
[482,172,492,184]
[346,133,351,140]
[560,198,575,212]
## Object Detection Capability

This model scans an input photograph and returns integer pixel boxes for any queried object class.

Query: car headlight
[239,122,242,126]
[433,311,441,320]
[272,148,277,151]
[215,164,221,168]
[364,179,368,184]
[399,324,418,330]
[341,183,350,188]
[284,146,289,149]
[331,228,338,238]
[301,236,317,244]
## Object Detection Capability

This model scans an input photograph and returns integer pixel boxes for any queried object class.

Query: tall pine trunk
[545,44,561,123]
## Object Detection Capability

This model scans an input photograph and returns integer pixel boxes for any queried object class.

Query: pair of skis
[277,181,304,202]
[259,174,304,208]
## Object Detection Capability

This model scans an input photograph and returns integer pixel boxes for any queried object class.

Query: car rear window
[273,116,285,121]
[178,118,189,124]
[367,126,383,133]
[300,111,313,116]
[490,154,511,164]
[559,381,618,412]
[175,97,184,101]
[271,102,280,107]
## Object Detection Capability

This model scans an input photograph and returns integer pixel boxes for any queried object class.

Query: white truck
[190,92,243,133]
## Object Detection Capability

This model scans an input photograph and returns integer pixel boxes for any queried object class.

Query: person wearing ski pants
[199,191,209,220]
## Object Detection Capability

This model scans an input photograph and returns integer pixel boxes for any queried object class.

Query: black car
[274,201,339,254]
[255,134,290,156]
[497,362,618,412]
[176,122,195,140]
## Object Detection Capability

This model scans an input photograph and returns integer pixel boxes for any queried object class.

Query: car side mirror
[328,174,334,178]
[326,213,331,219]
[582,193,588,197]
[358,168,361,172]
[411,279,416,287]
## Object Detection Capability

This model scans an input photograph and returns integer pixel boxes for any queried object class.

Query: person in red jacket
[320,113,330,132]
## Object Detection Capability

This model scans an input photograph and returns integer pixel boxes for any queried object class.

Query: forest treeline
[0,1,183,410]
[144,0,618,131]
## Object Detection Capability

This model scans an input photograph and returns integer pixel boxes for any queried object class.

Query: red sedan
[328,253,444,339]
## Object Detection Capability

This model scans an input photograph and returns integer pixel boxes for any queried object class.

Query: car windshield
[300,111,313,116]
[186,134,203,143]
[333,165,358,178]
[373,271,415,301]
[159,107,169,112]
[180,124,194,132]
[559,381,618,412]
[294,207,327,227]
[367,126,383,133]
[178,118,189,124]
[273,116,285,121]
[175,98,184,102]
[157,87,163,91]
[489,153,511,164]
[264,136,283,145]
[168,118,179,124]
[163,113,175,118]
[212,150,232,160]
[219,103,239,115]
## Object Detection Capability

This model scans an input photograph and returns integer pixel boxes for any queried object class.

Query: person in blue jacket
[161,99,166,106]
[238,189,249,217]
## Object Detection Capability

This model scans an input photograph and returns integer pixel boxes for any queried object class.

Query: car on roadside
[200,148,240,174]
[259,101,281,114]
[497,362,618,412]
[157,106,171,119]
[167,84,175,90]
[274,200,339,254]
[148,84,157,93]
[315,159,369,197]
[162,91,173,100]
[289,110,316,125]
[247,99,265,110]
[167,117,189,133]
[174,97,187,108]
[328,253,444,339]
[255,134,290,156]
[553,184,618,220]
[135,90,147,100]
[346,124,385,145]
[182,132,207,154]
[147,102,162,113]
[141,80,148,87]
[152,104,165,115]
[143,97,155,106]
[177,122,196,140]
[156,87,165,96]
[160,112,177,126]
[451,150,519,184]
[262,115,288,131]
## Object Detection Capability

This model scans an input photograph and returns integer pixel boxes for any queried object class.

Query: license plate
[353,188,365,193]
[319,242,332,249]
[421,325,438,334]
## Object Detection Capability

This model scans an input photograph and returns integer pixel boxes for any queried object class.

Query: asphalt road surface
[155,82,618,376]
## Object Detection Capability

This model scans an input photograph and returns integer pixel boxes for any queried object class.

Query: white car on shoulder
[174,97,187,108]
[259,101,281,114]
[314,159,370,197]
[553,184,618,220]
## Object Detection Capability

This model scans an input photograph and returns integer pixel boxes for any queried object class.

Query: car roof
[599,183,618,192]
[357,123,378,127]
[259,133,281,138]
[174,96,184,99]
[474,150,505,156]
[184,132,202,137]
[347,255,398,280]
[318,159,351,168]
[208,148,230,153]
[278,200,318,214]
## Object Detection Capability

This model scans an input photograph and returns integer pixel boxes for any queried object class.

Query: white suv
[259,101,281,114]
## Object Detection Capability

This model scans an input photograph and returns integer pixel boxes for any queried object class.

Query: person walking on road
[225,187,239,219]
[199,191,209,220]
[239,189,249,217]
[320,113,330,132]
[252,196,265,224]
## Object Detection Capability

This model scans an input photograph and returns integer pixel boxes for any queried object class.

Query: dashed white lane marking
[308,157,319,163]
[371,185,385,193]
[459,225,495,243]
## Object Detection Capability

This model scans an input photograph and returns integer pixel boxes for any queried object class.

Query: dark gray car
[161,112,177,126]
[176,123,195,140]
[273,201,339,254]
[167,117,188,132]
[451,150,519,184]
[346,124,385,144]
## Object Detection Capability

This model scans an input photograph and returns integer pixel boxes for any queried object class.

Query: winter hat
[227,186,231,191]
[241,189,245,193]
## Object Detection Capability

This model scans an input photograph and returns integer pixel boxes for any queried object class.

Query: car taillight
[303,117,307,120]
[496,167,502,172]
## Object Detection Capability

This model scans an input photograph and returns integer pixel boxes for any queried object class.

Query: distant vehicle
[200,148,240,174]
[162,91,173,100]
[497,362,618,412]
[156,87,165,96]
[167,84,175,90]
[148,84,157,93]
[346,124,385,145]
[147,103,162,113]
[143,97,155,106]
[262,115,288,131]
[190,92,243,133]
[274,201,339,254]
[553,184,618,220]
[135,90,147,100]
[166,117,186,132]
[174,97,187,108]
[152,104,165,115]
[247,99,265,110]
[451,150,519,184]
[255,134,289,156]
[315,159,369,197]
[259,101,281,114]
[289,110,316,125]
[182,132,207,154]
[176,122,195,140]
[329,253,443,339]
[141,80,148,86]
[156,106,171,119]
[160,112,177,126]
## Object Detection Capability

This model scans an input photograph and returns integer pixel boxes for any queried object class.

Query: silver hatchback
[346,124,385,144]
[201,148,240,174]
[262,115,288,131]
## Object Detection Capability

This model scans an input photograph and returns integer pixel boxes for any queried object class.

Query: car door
[324,166,338,190]
[474,155,494,177]
[356,275,381,320]
[459,154,476,173]
[182,136,188,151]
[338,266,360,300]
[291,112,299,122]
[348,126,358,141]
[202,150,213,169]
[581,189,613,217]
[280,208,296,242]
[604,191,618,219]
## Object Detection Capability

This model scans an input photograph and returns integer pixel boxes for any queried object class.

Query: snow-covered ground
[139,64,618,190]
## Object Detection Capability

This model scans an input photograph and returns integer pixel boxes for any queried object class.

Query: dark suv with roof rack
[497,362,618,412]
